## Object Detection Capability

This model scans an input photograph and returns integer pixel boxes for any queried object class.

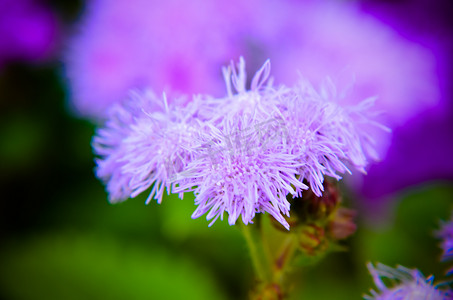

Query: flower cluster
[364,262,451,300]
[93,58,385,229]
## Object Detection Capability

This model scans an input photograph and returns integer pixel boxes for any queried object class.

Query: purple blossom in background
[65,0,257,118]
[358,108,453,207]
[0,0,58,67]
[248,2,450,208]
[365,262,452,300]
[93,58,385,229]
[437,214,453,275]
[252,1,440,130]
[66,0,439,127]
[353,0,453,209]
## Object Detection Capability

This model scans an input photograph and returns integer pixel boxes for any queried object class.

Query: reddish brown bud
[328,208,357,240]
[297,224,328,255]
[251,283,284,300]
[291,179,341,222]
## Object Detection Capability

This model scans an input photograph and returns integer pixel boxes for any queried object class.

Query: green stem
[260,217,274,268]
[273,235,297,285]
[240,221,272,283]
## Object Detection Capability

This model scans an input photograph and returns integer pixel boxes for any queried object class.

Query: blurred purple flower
[358,107,453,204]
[67,0,440,127]
[245,1,440,129]
[73,0,452,210]
[352,0,453,205]
[248,0,453,206]
[437,214,453,275]
[0,0,58,67]
[66,0,258,118]
[365,262,452,300]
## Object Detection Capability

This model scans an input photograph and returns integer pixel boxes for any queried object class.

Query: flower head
[364,262,452,300]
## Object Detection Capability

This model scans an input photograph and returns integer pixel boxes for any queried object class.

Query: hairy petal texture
[278,78,389,196]
[364,262,451,300]
[196,57,285,128]
[174,116,307,229]
[280,89,349,196]
[93,90,198,204]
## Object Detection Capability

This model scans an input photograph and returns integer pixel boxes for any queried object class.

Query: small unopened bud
[272,180,341,232]
[297,224,328,255]
[328,208,357,240]
[291,179,340,222]
[251,283,283,300]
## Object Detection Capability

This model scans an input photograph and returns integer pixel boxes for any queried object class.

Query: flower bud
[328,207,357,240]
[271,180,341,232]
[297,224,328,255]
[294,180,341,222]
[251,283,283,300]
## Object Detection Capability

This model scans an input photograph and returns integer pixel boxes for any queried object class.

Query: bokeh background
[1,0,452,299]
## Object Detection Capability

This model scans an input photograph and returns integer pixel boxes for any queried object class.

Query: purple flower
[93,90,199,204]
[248,1,448,204]
[437,214,453,275]
[439,218,453,262]
[352,0,453,209]
[251,1,441,130]
[359,108,453,206]
[365,262,452,300]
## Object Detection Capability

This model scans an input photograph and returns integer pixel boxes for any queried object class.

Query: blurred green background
[1,1,452,299]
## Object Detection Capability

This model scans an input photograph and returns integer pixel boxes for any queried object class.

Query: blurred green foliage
[0,233,226,300]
